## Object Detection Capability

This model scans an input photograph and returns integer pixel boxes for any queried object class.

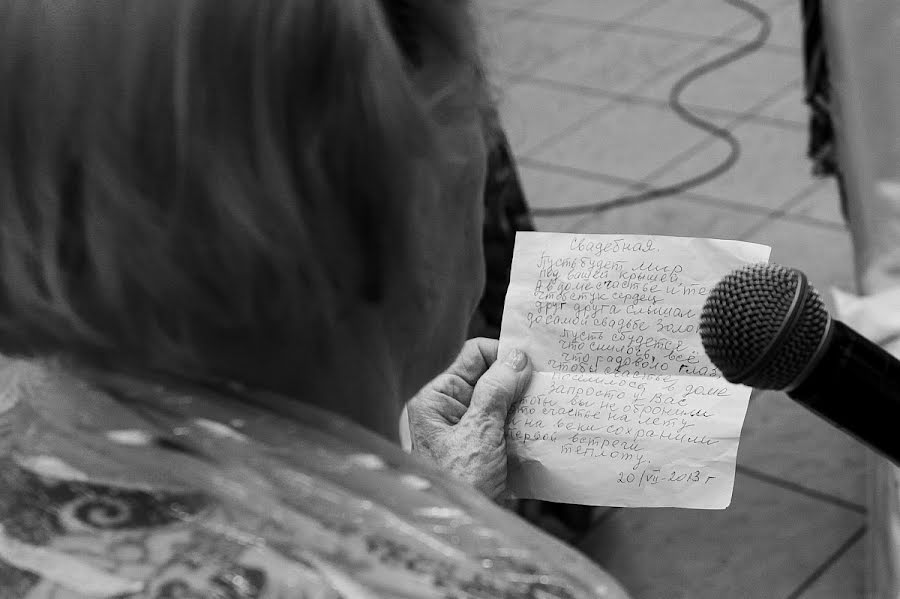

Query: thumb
[465,348,533,422]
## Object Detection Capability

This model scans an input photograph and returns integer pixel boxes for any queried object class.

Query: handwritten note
[498,233,771,509]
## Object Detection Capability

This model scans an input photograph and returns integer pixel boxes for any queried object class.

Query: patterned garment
[0,359,629,598]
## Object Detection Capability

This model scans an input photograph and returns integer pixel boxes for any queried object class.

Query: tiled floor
[480,1,866,597]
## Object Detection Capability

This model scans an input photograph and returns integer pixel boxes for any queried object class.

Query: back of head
[0,0,490,387]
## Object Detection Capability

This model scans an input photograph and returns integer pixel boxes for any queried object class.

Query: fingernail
[503,349,527,371]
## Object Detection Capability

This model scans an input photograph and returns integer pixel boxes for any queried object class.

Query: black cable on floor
[531,0,772,218]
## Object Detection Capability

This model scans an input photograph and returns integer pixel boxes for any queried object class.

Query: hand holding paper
[498,233,770,509]
[407,338,533,499]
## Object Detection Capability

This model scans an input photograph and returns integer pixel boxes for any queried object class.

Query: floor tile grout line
[633,70,826,237]
[605,0,674,29]
[518,156,649,188]
[773,177,848,227]
[667,190,846,232]
[518,152,801,214]
[487,6,536,21]
[737,180,830,239]
[518,4,783,161]
[785,525,867,599]
[502,0,554,12]
[678,191,847,233]
[606,22,800,55]
[612,78,802,227]
[515,11,800,56]
[771,177,829,211]
[495,0,674,84]
[494,23,619,85]
[517,34,744,159]
[620,0,782,58]
[566,192,846,235]
[508,74,807,134]
[736,210,846,238]
[791,216,847,230]
[636,76,802,188]
[736,464,867,514]
[520,157,848,232]
[589,76,800,221]
[519,10,735,43]
[516,157,782,217]
[493,0,667,82]
[520,158,771,216]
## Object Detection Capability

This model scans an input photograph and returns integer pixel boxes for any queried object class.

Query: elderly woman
[0,1,629,597]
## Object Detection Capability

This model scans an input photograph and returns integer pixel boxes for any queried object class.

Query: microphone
[699,263,900,464]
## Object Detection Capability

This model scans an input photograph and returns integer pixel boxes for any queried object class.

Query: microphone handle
[791,320,900,465]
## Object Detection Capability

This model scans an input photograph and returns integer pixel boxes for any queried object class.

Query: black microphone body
[700,263,900,465]
[790,320,900,463]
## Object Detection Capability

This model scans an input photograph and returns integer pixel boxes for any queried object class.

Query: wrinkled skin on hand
[407,338,532,499]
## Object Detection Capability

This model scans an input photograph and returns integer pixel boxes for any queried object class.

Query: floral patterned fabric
[0,359,630,598]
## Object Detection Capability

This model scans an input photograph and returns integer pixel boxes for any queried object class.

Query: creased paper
[498,233,771,509]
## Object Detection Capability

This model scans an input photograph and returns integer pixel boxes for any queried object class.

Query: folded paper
[499,233,771,509]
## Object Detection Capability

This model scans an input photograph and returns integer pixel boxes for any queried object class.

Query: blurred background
[480,0,864,597]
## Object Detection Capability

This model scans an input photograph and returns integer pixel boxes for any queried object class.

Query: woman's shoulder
[0,362,627,598]
[0,455,341,598]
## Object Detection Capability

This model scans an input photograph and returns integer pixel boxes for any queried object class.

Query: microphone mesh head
[699,263,829,390]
